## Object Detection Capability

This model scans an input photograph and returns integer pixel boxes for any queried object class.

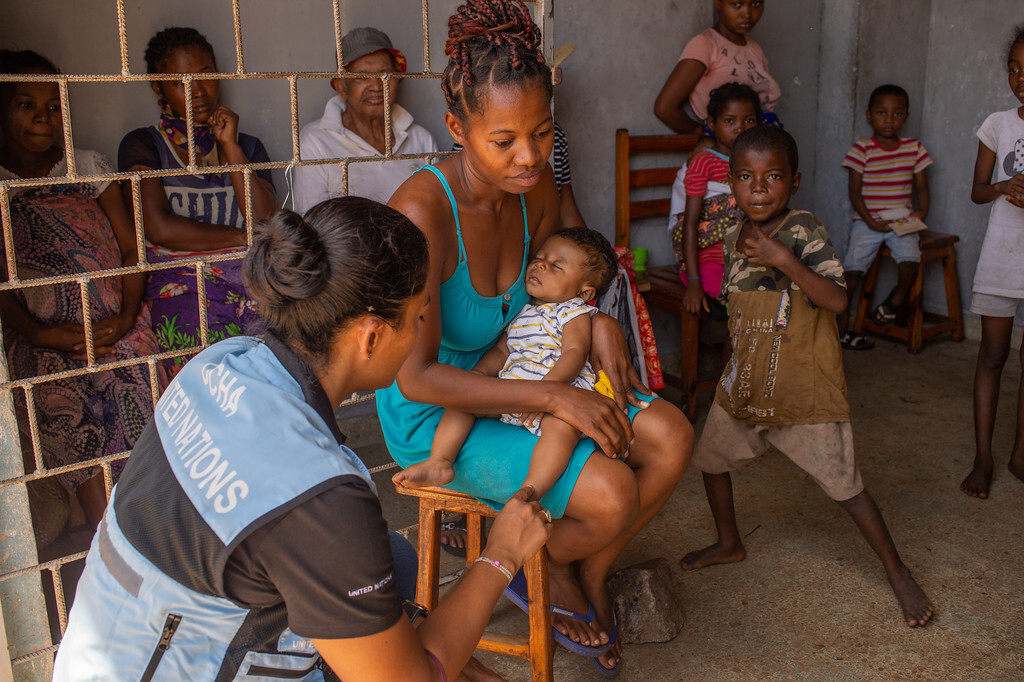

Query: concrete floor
[354,335,1024,681]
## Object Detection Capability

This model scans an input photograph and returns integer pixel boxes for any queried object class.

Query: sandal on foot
[871,301,899,325]
[590,612,621,677]
[839,331,875,350]
[439,512,467,558]
[503,571,612,657]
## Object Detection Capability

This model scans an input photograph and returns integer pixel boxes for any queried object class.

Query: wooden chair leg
[907,261,927,353]
[465,513,485,565]
[944,248,965,341]
[417,503,441,610]
[680,310,700,421]
[525,548,553,682]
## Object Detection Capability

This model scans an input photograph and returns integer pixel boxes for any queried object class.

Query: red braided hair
[442,0,551,119]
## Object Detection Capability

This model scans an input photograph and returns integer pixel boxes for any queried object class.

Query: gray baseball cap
[340,27,407,72]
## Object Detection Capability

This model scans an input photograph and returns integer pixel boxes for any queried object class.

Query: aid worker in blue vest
[53,197,552,681]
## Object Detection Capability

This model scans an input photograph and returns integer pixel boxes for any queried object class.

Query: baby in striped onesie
[393,228,618,502]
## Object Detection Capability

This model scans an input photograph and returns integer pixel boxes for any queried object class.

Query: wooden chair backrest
[614,129,699,248]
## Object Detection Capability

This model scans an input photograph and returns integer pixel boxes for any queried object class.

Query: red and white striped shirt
[842,137,932,220]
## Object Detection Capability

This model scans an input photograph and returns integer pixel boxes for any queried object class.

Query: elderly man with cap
[292,27,438,211]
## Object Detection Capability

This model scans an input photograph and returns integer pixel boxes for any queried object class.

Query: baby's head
[526,228,617,305]
[729,126,801,225]
[865,84,909,140]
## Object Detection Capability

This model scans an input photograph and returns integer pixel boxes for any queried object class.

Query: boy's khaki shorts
[694,402,865,502]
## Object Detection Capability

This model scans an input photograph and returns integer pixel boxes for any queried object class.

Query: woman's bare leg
[542,454,638,647]
[544,400,691,664]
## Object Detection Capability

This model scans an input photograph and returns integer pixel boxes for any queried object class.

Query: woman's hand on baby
[590,313,654,411]
[486,486,553,573]
[209,106,240,147]
[519,412,544,428]
[683,281,709,315]
[551,384,633,458]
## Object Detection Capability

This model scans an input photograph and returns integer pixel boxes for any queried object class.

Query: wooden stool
[853,229,965,353]
[394,485,554,681]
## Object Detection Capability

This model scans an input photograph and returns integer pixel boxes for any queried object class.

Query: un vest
[53,336,373,681]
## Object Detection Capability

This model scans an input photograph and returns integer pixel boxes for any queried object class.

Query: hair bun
[244,210,330,310]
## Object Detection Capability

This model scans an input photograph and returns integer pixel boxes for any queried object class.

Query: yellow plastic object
[594,370,616,401]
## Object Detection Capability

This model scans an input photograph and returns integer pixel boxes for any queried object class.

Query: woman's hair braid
[442,0,551,119]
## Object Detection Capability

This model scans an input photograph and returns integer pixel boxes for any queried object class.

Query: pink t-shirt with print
[679,28,781,121]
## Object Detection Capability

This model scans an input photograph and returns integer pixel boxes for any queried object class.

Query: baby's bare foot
[392,460,455,489]
[888,566,933,627]
[959,457,993,499]
[679,541,745,571]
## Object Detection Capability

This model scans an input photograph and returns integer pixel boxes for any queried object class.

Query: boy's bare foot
[391,460,455,489]
[548,562,608,648]
[887,566,933,627]
[679,541,746,571]
[959,456,993,499]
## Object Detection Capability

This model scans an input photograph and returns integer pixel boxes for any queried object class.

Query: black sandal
[871,292,900,325]
[839,331,875,350]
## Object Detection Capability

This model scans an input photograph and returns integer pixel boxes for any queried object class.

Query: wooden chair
[394,485,554,681]
[852,230,964,353]
[614,128,719,420]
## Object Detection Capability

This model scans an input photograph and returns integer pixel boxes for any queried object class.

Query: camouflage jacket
[720,209,846,304]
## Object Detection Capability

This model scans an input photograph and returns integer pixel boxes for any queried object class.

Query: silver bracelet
[474,556,514,585]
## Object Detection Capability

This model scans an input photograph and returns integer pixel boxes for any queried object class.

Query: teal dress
[378,165,646,517]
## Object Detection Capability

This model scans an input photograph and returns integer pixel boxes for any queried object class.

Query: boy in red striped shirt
[836,84,932,349]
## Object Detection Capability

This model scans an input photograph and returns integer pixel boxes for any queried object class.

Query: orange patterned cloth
[614,248,664,390]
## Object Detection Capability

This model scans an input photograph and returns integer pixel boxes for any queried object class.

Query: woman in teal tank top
[381,0,693,673]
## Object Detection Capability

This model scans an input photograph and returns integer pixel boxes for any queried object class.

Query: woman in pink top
[654,0,781,135]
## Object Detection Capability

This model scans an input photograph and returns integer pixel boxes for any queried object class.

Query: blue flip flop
[502,570,612,657]
[589,612,621,677]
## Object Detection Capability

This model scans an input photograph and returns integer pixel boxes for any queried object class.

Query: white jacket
[292,95,438,212]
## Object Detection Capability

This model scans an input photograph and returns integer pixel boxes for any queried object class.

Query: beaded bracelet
[474,556,514,585]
